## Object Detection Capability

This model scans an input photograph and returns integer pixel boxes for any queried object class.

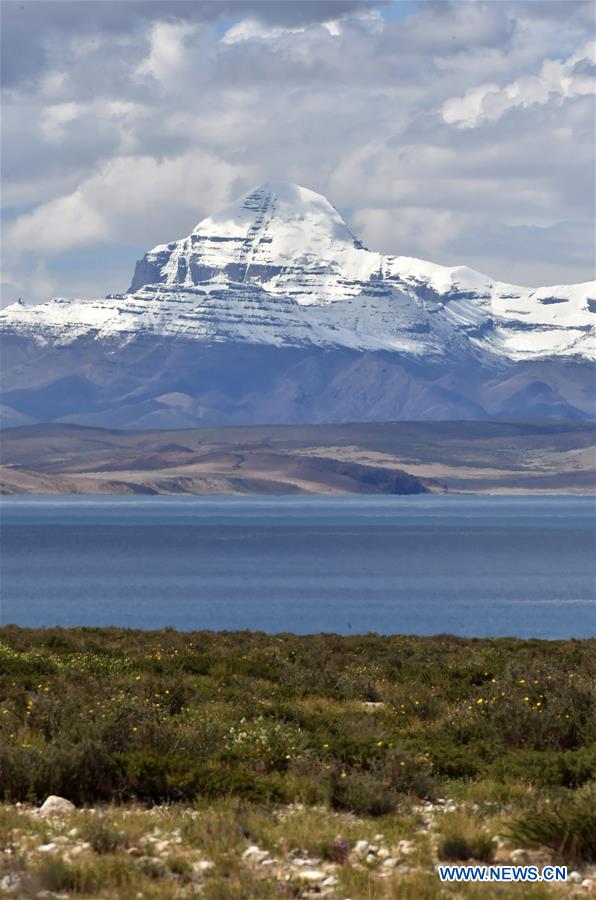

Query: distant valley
[1,420,593,495]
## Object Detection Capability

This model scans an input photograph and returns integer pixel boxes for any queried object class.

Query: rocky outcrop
[39,795,76,817]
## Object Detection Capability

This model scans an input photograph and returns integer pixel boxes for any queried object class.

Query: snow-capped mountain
[1,182,594,428]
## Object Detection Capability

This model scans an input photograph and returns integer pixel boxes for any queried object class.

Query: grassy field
[0,628,594,898]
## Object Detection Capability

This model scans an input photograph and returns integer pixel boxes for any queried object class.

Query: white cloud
[39,71,69,99]
[441,40,596,128]
[221,8,382,45]
[1,260,60,307]
[135,21,199,87]
[352,206,466,259]
[6,193,108,255]
[5,151,248,256]
[40,102,82,141]
[221,18,306,45]
[2,0,594,297]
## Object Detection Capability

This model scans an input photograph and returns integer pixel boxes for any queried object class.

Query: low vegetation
[0,627,594,897]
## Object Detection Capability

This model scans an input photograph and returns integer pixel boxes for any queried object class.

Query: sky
[1,0,595,305]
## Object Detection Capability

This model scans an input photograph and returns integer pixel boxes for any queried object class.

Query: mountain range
[1,182,594,429]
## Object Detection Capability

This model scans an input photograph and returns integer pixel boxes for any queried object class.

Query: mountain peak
[130,181,378,301]
[234,180,327,205]
[1,180,594,432]
[192,180,359,246]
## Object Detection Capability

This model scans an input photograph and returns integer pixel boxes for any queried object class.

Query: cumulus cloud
[1,0,595,301]
[0,0,380,86]
[352,206,467,259]
[441,40,596,127]
[135,21,200,87]
[5,151,248,257]
[221,19,307,46]
[221,8,383,44]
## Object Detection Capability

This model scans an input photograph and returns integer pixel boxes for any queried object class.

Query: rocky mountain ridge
[1,182,594,428]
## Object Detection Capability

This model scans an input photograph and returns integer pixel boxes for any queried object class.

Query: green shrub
[330,770,397,816]
[223,716,305,772]
[192,765,291,804]
[424,738,483,779]
[80,817,127,854]
[379,748,435,798]
[335,663,384,700]
[0,739,118,804]
[118,749,191,802]
[32,856,135,894]
[438,832,494,862]
[0,627,593,815]
[491,747,596,788]
[0,642,58,676]
[508,791,596,864]
[436,808,496,863]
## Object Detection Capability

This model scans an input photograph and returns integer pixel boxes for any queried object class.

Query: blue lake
[0,495,594,638]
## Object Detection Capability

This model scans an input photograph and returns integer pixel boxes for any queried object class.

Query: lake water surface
[0,495,594,638]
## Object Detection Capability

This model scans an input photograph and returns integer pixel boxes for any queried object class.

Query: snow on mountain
[383,256,595,360]
[1,181,594,362]
[129,182,383,303]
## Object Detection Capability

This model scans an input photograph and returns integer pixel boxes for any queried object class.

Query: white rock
[193,860,215,873]
[299,869,327,882]
[322,875,339,886]
[241,846,270,864]
[353,840,369,855]
[397,840,415,855]
[382,857,399,868]
[154,841,170,854]
[0,874,21,894]
[569,871,582,883]
[39,796,75,817]
[36,843,57,852]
